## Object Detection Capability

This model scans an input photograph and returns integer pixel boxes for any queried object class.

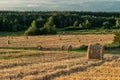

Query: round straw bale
[61,44,72,51]
[87,43,104,60]
[37,45,43,50]
[7,40,10,45]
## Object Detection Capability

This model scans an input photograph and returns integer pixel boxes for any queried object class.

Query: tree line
[0,11,120,35]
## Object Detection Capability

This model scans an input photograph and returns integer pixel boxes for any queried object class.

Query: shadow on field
[105,50,120,55]
[38,55,119,80]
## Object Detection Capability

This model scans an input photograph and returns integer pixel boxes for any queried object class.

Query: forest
[0,11,120,35]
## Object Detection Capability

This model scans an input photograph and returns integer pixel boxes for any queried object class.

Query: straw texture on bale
[87,43,104,60]
[61,44,72,51]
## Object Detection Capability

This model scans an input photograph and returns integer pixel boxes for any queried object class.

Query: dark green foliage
[115,19,120,28]
[73,21,79,28]
[25,17,57,35]
[0,11,120,34]
[25,20,39,35]
[36,18,45,28]
[79,23,83,28]
[12,19,22,32]
[84,20,92,29]
[113,31,120,45]
[102,21,112,29]
[104,44,120,50]
[40,17,57,35]
[79,45,88,50]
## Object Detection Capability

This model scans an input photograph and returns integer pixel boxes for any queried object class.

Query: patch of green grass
[0,49,87,59]
[0,31,24,37]
[58,29,119,35]
[104,50,120,55]
[104,44,120,50]
[0,29,119,36]
[68,49,86,55]
[69,51,86,55]
[0,50,44,59]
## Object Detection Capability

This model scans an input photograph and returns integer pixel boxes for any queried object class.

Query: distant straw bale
[78,40,81,42]
[7,40,10,45]
[58,35,62,40]
[87,43,104,60]
[25,36,28,39]
[61,44,72,51]
[99,39,102,41]
[37,45,43,50]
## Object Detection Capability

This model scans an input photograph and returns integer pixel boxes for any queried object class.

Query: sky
[0,0,120,12]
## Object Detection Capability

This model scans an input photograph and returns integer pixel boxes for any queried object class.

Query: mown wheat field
[0,34,120,80]
[0,49,119,80]
[0,34,113,49]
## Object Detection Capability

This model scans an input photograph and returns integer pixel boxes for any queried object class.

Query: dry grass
[0,49,119,80]
[0,34,119,80]
[0,34,114,49]
[55,56,120,80]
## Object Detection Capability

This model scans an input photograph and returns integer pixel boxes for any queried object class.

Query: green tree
[113,31,120,45]
[73,21,79,28]
[41,16,57,34]
[115,19,120,29]
[83,20,91,29]
[36,18,45,28]
[102,21,111,29]
[25,20,39,35]
[79,23,83,28]
[12,23,21,32]
[2,18,9,31]
[12,19,22,32]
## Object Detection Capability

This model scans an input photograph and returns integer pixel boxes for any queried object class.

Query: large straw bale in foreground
[87,43,104,60]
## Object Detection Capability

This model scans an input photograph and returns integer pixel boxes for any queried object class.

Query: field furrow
[55,57,120,80]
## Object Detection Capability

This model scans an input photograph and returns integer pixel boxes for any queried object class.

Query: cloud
[26,3,39,7]
[0,0,120,11]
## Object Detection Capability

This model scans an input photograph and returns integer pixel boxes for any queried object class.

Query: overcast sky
[0,0,120,11]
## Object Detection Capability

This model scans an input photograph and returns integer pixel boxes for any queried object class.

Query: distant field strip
[0,34,114,49]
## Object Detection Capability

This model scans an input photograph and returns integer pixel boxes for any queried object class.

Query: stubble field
[0,34,114,49]
[0,34,120,80]
[0,49,119,80]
